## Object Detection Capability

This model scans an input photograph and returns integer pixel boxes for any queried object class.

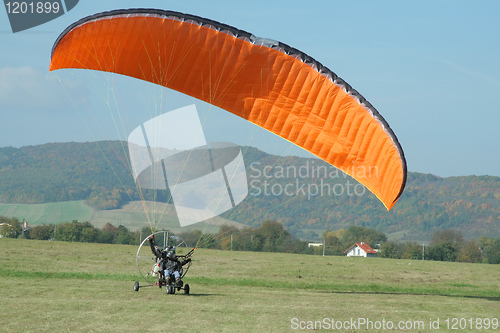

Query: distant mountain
[0,141,498,241]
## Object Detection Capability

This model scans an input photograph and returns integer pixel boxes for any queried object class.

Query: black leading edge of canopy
[50,8,407,206]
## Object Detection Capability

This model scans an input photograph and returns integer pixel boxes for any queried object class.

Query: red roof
[344,242,377,254]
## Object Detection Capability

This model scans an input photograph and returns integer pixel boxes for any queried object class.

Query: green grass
[0,201,94,224]
[0,200,244,233]
[1,238,499,332]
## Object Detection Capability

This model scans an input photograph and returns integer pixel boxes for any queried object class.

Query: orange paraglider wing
[50,9,406,210]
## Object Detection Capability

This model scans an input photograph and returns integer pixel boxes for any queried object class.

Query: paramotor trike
[133,231,194,295]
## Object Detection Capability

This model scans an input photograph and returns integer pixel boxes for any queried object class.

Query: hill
[0,141,498,241]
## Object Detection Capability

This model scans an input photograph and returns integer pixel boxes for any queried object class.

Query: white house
[344,242,377,257]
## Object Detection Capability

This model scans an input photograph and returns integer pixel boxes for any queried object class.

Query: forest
[0,141,499,241]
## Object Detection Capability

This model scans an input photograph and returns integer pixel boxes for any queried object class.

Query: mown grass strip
[186,276,500,299]
[0,267,138,281]
[3,268,499,300]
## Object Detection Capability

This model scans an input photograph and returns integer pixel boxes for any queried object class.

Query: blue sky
[1,0,499,177]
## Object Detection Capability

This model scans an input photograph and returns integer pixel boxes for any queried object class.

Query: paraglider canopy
[50,8,407,210]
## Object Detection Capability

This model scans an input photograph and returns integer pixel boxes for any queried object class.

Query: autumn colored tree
[457,240,482,263]
[217,225,241,250]
[319,230,344,255]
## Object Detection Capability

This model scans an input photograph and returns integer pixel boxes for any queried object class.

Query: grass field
[0,201,94,225]
[1,238,499,332]
[0,200,244,233]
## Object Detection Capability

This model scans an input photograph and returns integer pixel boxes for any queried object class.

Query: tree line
[377,228,500,264]
[1,216,499,264]
[1,217,312,252]
[1,217,142,245]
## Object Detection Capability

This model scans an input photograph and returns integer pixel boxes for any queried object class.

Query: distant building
[344,242,377,257]
[308,242,323,247]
